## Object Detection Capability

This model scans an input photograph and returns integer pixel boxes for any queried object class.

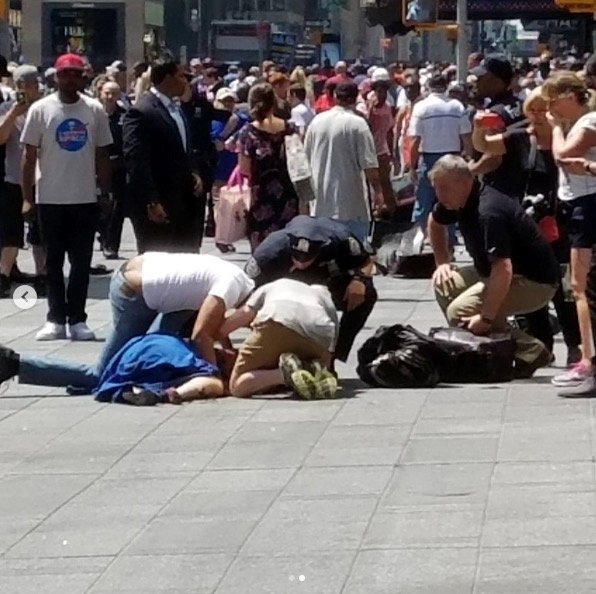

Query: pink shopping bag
[215,167,251,245]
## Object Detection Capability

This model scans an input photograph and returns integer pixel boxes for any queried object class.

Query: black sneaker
[567,346,582,367]
[0,274,10,298]
[513,347,552,379]
[0,345,20,383]
[103,250,120,260]
[122,389,161,406]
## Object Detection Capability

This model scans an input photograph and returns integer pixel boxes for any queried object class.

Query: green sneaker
[291,369,339,400]
[279,353,304,387]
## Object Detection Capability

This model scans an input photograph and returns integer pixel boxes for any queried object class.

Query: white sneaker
[35,322,67,341]
[68,322,96,341]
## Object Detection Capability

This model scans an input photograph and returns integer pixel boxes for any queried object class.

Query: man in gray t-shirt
[305,82,383,241]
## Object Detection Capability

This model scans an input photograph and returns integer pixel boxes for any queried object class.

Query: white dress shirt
[151,87,187,151]
[409,92,471,153]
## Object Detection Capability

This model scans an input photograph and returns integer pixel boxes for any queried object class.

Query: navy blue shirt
[246,216,371,287]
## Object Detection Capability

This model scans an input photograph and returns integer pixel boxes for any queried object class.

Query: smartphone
[479,112,505,129]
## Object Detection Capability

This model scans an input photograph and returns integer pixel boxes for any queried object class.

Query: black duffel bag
[357,324,445,388]
[429,327,516,383]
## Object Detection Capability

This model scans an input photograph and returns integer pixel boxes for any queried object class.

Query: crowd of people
[0,46,594,402]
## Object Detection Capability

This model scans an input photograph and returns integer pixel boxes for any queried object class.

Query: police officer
[245,216,378,362]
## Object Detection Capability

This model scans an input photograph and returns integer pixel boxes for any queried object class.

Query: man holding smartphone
[0,65,46,298]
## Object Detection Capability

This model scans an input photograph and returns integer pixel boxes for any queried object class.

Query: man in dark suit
[123,56,204,253]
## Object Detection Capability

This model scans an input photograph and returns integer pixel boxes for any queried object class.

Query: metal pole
[456,0,470,82]
[197,0,202,57]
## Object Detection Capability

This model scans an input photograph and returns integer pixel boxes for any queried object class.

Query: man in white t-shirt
[409,73,472,238]
[289,84,315,134]
[21,53,113,342]
[0,253,255,394]
[0,65,46,298]
[305,82,383,241]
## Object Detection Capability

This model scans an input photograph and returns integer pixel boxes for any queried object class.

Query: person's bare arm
[364,167,384,208]
[191,296,227,365]
[468,153,503,176]
[552,125,596,161]
[239,153,252,177]
[0,103,26,145]
[219,305,257,338]
[95,146,112,194]
[481,258,513,321]
[409,136,421,179]
[428,213,451,267]
[21,144,37,213]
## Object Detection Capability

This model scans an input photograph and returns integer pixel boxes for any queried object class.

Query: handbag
[429,327,516,383]
[214,166,251,245]
[285,133,312,183]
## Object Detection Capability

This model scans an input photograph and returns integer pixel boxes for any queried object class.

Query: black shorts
[0,182,41,248]
[566,194,596,249]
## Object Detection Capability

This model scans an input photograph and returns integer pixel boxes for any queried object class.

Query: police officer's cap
[289,236,325,262]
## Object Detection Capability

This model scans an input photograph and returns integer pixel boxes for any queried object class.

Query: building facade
[21,0,164,68]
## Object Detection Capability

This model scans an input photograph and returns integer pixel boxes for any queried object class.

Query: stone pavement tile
[492,461,595,485]
[207,440,314,470]
[506,384,565,406]
[0,402,101,435]
[364,507,483,549]
[0,518,41,556]
[380,463,493,509]
[145,414,251,442]
[419,401,503,420]
[503,402,589,422]
[485,483,596,520]
[186,468,295,492]
[90,553,232,593]
[102,451,213,479]
[344,548,478,594]
[0,474,98,525]
[481,516,596,547]
[282,466,393,498]
[497,421,592,462]
[251,399,343,423]
[401,436,499,464]
[69,476,191,508]
[331,391,427,426]
[124,516,258,555]
[158,489,278,520]
[425,386,507,404]
[228,420,327,445]
[216,553,354,594]
[411,417,502,436]
[11,440,135,475]
[476,546,596,593]
[305,424,410,467]
[241,497,377,554]
[0,396,37,411]
[0,556,113,594]
[6,501,161,558]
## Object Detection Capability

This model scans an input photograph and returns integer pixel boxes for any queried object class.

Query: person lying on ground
[0,253,254,393]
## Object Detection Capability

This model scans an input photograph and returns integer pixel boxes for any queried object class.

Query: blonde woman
[290,66,314,106]
[541,71,596,394]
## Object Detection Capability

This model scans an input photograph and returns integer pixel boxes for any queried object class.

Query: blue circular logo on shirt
[55,118,88,152]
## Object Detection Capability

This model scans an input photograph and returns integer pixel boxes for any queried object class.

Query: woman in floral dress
[238,83,299,250]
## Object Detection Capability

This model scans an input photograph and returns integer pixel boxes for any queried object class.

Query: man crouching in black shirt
[427,155,559,379]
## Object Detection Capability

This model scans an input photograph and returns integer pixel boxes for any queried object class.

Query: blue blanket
[95,333,218,403]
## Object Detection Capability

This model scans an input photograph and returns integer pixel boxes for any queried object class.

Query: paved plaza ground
[1,224,596,593]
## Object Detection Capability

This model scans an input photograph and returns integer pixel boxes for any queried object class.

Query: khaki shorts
[233,321,327,376]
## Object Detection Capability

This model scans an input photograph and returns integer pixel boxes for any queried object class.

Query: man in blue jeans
[408,74,472,246]
[0,253,254,393]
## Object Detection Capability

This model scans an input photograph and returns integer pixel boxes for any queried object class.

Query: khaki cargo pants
[435,265,557,366]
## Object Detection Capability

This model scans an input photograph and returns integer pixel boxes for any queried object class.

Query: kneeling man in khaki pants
[427,155,559,378]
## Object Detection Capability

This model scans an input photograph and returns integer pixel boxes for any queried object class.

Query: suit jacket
[123,92,197,224]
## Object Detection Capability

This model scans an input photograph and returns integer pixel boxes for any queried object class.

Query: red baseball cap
[54,53,86,72]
